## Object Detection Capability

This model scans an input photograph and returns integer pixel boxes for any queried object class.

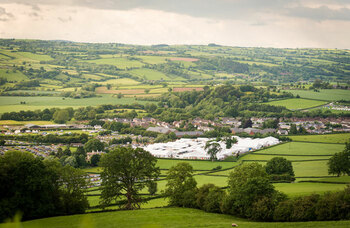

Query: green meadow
[85,57,144,69]
[266,98,327,110]
[0,95,150,113]
[128,68,172,80]
[289,133,350,144]
[284,89,350,101]
[3,208,350,228]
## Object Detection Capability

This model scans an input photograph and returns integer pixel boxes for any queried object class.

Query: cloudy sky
[0,0,349,48]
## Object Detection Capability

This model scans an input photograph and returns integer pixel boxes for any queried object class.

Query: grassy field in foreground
[284,89,350,101]
[2,208,350,228]
[266,98,327,110]
[289,134,350,144]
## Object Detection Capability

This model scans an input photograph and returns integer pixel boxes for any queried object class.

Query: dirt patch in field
[170,57,199,62]
[173,87,204,92]
[96,87,145,94]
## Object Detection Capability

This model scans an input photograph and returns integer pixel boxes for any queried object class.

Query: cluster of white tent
[142,136,280,160]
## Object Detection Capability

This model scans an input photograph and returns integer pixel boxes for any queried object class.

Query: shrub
[196,184,224,213]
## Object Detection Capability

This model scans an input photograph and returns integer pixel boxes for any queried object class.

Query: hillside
[3,208,350,228]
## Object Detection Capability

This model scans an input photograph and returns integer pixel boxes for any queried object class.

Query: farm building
[142,136,279,160]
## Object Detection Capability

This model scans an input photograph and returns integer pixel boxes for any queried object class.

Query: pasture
[97,78,140,86]
[0,120,55,126]
[0,95,151,113]
[289,133,350,144]
[0,69,28,81]
[128,68,171,81]
[251,142,343,156]
[4,208,350,228]
[266,98,327,110]
[274,182,348,197]
[284,89,350,101]
[156,158,236,170]
[84,57,144,69]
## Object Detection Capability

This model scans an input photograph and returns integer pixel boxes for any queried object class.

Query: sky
[0,0,349,49]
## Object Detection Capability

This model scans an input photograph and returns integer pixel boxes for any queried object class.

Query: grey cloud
[286,6,350,21]
[0,0,350,21]
[0,6,14,21]
[0,0,293,19]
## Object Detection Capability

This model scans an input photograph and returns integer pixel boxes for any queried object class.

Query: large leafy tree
[224,136,238,149]
[53,109,70,124]
[164,162,198,208]
[205,140,221,161]
[265,157,294,176]
[328,150,350,177]
[99,147,159,210]
[223,162,286,220]
[84,138,105,152]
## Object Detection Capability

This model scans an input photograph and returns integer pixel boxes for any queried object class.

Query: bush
[269,173,295,183]
[274,186,350,222]
[196,184,224,213]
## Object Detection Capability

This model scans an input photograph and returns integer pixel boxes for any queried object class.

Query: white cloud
[0,3,349,48]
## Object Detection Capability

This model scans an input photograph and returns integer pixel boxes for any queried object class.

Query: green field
[274,182,348,197]
[138,55,168,64]
[266,98,327,110]
[3,208,350,228]
[289,134,350,144]
[0,69,28,81]
[284,89,350,101]
[128,68,172,81]
[85,57,144,69]
[249,142,343,156]
[0,120,55,125]
[156,159,236,170]
[0,95,151,113]
[97,78,140,86]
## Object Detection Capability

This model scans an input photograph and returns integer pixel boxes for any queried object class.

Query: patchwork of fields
[82,134,350,211]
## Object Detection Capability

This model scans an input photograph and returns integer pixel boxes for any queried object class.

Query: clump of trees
[55,146,87,168]
[0,151,89,222]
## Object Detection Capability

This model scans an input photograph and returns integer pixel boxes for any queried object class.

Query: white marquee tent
[142,136,279,160]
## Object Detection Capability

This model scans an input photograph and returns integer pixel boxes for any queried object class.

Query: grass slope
[284,89,350,101]
[266,98,327,110]
[0,95,151,113]
[289,134,350,144]
[3,208,350,228]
